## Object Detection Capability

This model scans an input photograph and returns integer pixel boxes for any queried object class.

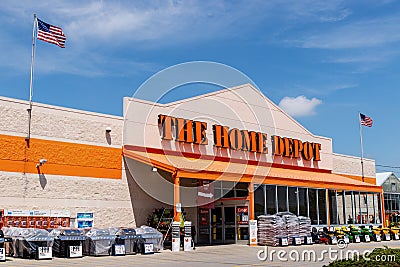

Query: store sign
[30,210,51,217]
[375,234,381,242]
[158,114,321,161]
[249,220,257,246]
[236,206,249,225]
[114,244,126,256]
[5,210,30,216]
[0,248,5,262]
[272,136,321,161]
[293,237,302,246]
[69,246,82,258]
[50,210,71,218]
[197,180,214,208]
[144,243,154,254]
[77,212,93,219]
[37,247,52,260]
[158,115,208,145]
[77,212,94,228]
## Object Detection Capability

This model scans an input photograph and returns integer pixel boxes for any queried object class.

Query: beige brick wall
[332,153,376,178]
[0,96,140,228]
[0,96,122,147]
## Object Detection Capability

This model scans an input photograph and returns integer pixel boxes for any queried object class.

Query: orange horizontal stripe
[337,173,376,185]
[0,134,122,179]
[123,148,382,193]
[123,145,332,174]
[178,170,380,192]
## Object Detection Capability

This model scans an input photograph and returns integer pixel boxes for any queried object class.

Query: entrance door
[224,207,236,243]
[210,206,236,244]
[211,207,223,243]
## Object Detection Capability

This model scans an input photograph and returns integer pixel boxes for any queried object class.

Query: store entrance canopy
[123,146,382,193]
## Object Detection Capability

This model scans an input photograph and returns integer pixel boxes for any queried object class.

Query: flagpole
[358,112,365,182]
[26,14,37,145]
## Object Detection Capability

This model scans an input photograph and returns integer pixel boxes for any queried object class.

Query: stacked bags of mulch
[257,215,285,246]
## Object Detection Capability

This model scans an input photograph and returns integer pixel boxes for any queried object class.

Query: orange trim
[0,134,122,179]
[174,173,180,222]
[123,145,332,174]
[249,183,255,220]
[381,190,386,227]
[123,149,175,173]
[180,170,381,192]
[123,149,382,193]
[336,173,376,185]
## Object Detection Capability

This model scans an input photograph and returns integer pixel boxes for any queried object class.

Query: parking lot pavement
[2,241,400,267]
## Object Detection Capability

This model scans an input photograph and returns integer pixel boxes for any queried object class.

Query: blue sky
[1,1,399,175]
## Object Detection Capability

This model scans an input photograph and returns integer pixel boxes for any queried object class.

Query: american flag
[360,113,373,127]
[37,18,66,48]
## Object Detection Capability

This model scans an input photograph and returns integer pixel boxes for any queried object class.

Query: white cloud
[0,0,397,77]
[0,0,354,47]
[278,95,322,117]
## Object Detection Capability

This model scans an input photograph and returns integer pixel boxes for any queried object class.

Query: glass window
[277,186,288,212]
[337,191,345,225]
[352,192,357,223]
[318,189,327,225]
[235,182,249,197]
[288,187,298,215]
[222,181,235,198]
[254,185,265,218]
[329,190,338,225]
[392,183,397,192]
[214,181,222,200]
[266,185,276,215]
[298,188,308,217]
[360,192,368,224]
[366,193,375,224]
[353,191,362,224]
[377,193,382,224]
[384,195,389,212]
[345,191,354,224]
[309,189,318,225]
[216,182,249,199]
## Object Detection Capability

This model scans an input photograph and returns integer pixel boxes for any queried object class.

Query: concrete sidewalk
[2,241,399,267]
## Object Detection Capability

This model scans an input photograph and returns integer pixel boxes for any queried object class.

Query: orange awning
[123,147,382,193]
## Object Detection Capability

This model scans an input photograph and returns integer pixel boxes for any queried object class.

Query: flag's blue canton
[37,18,66,48]
[38,20,50,32]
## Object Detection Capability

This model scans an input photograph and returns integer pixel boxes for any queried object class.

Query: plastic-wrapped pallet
[276,212,299,240]
[135,226,163,253]
[298,216,312,240]
[257,215,285,246]
[10,228,54,259]
[84,228,115,256]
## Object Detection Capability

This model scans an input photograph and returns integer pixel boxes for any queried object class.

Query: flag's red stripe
[37,19,66,48]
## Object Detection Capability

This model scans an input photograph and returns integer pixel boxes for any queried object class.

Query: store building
[0,83,383,245]
[122,84,383,244]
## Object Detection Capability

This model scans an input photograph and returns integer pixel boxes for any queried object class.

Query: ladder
[157,208,174,246]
